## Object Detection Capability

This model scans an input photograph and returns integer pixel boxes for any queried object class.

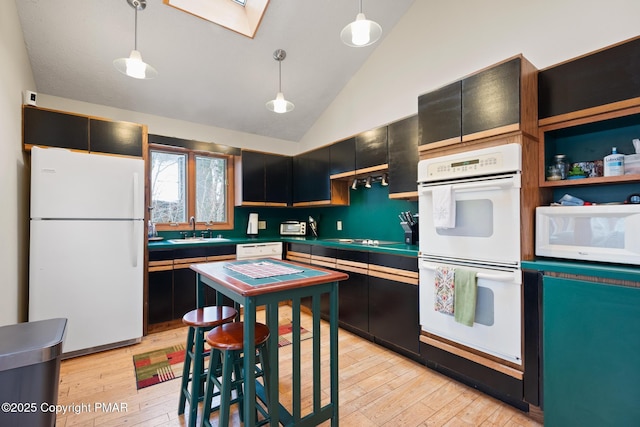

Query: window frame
[149,143,235,232]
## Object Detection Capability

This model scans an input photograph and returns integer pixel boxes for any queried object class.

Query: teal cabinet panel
[543,276,640,426]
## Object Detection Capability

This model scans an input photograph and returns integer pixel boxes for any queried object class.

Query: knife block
[400,222,418,245]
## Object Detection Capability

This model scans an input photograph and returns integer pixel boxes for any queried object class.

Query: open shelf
[540,173,640,187]
[539,105,640,188]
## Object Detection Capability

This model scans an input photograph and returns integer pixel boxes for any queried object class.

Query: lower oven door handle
[419,263,520,284]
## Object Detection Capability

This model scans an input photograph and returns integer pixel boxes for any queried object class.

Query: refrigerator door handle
[132,220,140,268]
[133,172,141,219]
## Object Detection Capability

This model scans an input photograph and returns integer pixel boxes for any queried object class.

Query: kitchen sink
[168,237,231,244]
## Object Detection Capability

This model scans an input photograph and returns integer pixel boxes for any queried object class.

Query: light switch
[258,220,267,230]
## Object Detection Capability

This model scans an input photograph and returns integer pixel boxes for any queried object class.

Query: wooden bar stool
[201,322,271,427]
[178,306,238,427]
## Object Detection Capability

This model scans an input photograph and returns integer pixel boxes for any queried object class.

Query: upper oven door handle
[419,262,521,284]
[419,174,521,194]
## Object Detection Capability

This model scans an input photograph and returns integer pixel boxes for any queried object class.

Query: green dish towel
[454,268,477,327]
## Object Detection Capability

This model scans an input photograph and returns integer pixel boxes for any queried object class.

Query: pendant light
[266,49,294,113]
[340,0,382,47]
[113,0,158,79]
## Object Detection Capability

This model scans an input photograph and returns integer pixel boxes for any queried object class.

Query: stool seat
[206,321,270,351]
[182,306,237,328]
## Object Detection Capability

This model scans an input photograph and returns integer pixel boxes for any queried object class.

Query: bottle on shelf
[553,154,569,180]
[604,147,625,177]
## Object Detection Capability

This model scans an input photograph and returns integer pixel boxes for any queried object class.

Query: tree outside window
[149,146,233,230]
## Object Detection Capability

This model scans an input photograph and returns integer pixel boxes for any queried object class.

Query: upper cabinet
[293,146,349,207]
[418,56,538,154]
[418,81,462,146]
[355,126,388,173]
[89,118,143,157]
[387,115,418,199]
[236,150,291,207]
[537,37,640,194]
[23,106,145,157]
[329,137,356,179]
[23,106,88,151]
[462,58,522,138]
[539,36,640,125]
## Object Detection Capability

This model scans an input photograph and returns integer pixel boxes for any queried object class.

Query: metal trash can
[0,318,66,427]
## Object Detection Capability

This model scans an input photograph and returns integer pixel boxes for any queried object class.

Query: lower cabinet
[285,243,420,358]
[147,245,236,330]
[543,275,640,427]
[172,266,197,319]
[148,269,173,324]
[335,267,369,335]
[369,276,419,355]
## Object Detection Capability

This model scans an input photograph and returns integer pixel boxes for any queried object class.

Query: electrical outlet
[336,220,342,231]
[258,220,267,230]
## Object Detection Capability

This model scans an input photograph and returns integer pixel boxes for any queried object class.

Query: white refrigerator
[29,146,144,356]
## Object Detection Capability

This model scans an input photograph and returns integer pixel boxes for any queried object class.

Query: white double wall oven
[418,144,524,367]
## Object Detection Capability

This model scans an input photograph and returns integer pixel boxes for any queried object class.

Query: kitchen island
[191,259,348,427]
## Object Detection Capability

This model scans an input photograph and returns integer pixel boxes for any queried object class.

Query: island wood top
[190,259,348,297]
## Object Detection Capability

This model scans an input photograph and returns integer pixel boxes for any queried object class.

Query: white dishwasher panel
[236,242,283,260]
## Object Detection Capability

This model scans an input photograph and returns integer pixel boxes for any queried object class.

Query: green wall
[233,182,418,242]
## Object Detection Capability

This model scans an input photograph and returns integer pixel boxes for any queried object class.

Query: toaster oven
[280,221,306,236]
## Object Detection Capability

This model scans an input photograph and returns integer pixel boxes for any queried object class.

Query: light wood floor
[55,306,542,427]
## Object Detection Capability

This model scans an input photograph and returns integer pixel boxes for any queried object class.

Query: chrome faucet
[189,216,196,237]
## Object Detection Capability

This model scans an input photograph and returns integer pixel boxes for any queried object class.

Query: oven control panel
[418,143,521,182]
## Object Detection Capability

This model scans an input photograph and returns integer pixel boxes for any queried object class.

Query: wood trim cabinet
[538,36,640,125]
[236,150,291,206]
[147,245,236,332]
[23,106,144,157]
[292,145,349,206]
[418,55,538,153]
[355,126,388,173]
[285,243,421,358]
[387,114,419,199]
[538,104,640,192]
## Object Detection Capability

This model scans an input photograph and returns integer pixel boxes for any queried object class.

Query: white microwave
[536,205,640,265]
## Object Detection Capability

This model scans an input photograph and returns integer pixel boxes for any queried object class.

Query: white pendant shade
[266,92,294,114]
[341,11,382,47]
[114,50,157,79]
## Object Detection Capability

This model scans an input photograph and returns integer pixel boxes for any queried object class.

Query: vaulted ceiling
[16,0,416,142]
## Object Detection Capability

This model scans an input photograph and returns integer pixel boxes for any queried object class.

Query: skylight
[164,0,268,39]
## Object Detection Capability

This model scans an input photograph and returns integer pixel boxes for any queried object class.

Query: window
[150,145,234,231]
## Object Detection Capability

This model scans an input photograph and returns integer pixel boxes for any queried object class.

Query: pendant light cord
[278,60,282,92]
[134,7,138,50]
